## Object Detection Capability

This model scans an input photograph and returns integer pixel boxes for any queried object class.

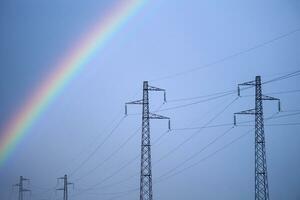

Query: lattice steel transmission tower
[234,76,280,200]
[57,174,74,200]
[13,176,31,200]
[126,81,170,200]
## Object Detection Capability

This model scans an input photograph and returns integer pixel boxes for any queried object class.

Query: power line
[73,111,168,199]
[150,28,300,82]
[68,82,299,199]
[267,111,300,120]
[154,70,300,110]
[73,126,141,182]
[173,122,300,130]
[152,130,170,146]
[156,126,234,181]
[126,93,232,115]
[70,129,173,194]
[238,122,300,127]
[153,97,238,165]
[57,89,142,177]
[80,106,299,198]
[281,109,300,113]
[81,128,253,200]
[153,111,292,185]
[155,128,254,183]
[54,70,300,199]
[153,111,294,184]
[71,105,166,195]
[72,103,166,183]
[232,111,300,124]
[69,116,126,177]
[263,69,300,84]
[74,129,252,200]
[78,154,139,191]
[167,89,235,103]
[153,108,285,186]
[54,110,125,175]
[72,186,139,198]
[83,136,170,192]
[266,89,300,95]
[172,111,300,131]
[30,185,55,200]
[240,89,300,98]
[79,172,138,193]
[158,86,299,113]
[72,71,300,198]
[156,92,236,112]
[73,103,239,194]
[155,71,300,112]
[158,70,300,109]
[172,123,234,130]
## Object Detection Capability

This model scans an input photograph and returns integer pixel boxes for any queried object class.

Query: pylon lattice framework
[235,76,280,200]
[13,176,30,200]
[57,174,73,200]
[126,81,170,200]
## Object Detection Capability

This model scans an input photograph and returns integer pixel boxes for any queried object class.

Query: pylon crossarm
[148,85,167,102]
[149,113,169,120]
[67,183,75,190]
[147,85,165,91]
[234,109,256,126]
[149,113,171,130]
[125,100,143,115]
[238,81,255,96]
[262,95,281,112]
[126,100,143,105]
[235,109,256,115]
[239,80,256,86]
[261,95,279,101]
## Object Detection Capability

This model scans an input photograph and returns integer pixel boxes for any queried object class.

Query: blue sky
[0,0,300,200]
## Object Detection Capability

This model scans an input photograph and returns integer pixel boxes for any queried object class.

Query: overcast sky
[0,0,300,200]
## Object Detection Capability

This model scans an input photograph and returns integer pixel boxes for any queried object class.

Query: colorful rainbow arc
[0,0,146,165]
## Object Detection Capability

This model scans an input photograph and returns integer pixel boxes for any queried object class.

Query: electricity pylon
[56,174,74,200]
[13,176,31,200]
[234,76,280,200]
[125,81,170,200]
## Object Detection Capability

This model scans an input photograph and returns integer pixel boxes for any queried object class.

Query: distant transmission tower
[56,174,74,200]
[234,76,281,200]
[126,81,170,200]
[13,176,31,200]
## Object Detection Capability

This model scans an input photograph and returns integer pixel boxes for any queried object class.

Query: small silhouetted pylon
[234,76,281,200]
[13,176,31,200]
[126,81,170,200]
[57,175,74,200]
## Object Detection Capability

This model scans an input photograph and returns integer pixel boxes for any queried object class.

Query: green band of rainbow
[0,0,146,166]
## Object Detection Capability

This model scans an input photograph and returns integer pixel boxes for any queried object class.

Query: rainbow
[0,0,146,165]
